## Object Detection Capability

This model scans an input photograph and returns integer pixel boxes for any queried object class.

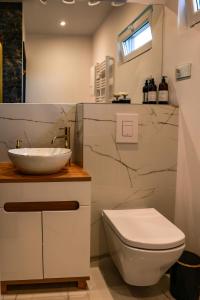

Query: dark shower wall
[0,2,22,103]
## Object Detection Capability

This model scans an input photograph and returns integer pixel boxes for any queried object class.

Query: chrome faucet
[51,127,71,149]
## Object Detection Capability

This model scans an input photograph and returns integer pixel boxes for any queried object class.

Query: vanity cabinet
[43,207,90,279]
[0,211,43,280]
[0,163,91,291]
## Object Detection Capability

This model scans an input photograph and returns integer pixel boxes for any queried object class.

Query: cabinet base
[1,277,89,294]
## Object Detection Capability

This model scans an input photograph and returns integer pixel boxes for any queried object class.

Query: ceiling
[128,0,165,3]
[3,0,166,36]
[23,0,113,36]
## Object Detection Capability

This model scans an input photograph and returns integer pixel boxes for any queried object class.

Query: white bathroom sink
[8,148,72,175]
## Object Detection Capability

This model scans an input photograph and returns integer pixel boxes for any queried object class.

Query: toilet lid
[103,208,185,250]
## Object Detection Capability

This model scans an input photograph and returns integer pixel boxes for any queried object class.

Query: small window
[118,6,153,63]
[122,22,152,57]
[186,0,200,26]
[194,0,200,11]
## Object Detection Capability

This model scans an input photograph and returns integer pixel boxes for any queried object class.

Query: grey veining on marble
[0,104,76,161]
[78,103,179,257]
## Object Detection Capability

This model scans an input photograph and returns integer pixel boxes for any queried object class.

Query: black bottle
[148,78,157,104]
[158,76,169,104]
[143,80,149,104]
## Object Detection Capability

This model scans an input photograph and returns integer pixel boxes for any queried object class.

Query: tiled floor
[3,257,175,300]
[97,257,175,300]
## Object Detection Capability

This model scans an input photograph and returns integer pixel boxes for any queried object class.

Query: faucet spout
[51,137,57,144]
[51,135,65,144]
[16,139,22,149]
[51,127,71,149]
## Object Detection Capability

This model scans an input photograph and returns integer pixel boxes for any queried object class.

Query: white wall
[92,4,164,103]
[26,5,164,104]
[163,0,200,255]
[26,34,93,103]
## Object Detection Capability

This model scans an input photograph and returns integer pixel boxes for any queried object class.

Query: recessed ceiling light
[88,0,101,6]
[60,20,67,27]
[111,0,127,7]
[40,0,48,5]
[62,0,75,4]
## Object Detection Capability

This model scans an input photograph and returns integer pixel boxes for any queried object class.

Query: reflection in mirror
[0,41,2,103]
[0,2,22,103]
[0,0,164,104]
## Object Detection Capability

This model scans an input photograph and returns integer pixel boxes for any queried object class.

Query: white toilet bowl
[102,208,185,286]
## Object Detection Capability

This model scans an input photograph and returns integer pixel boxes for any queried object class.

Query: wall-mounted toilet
[102,208,185,286]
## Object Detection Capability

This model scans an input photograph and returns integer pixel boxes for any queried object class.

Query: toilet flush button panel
[116,113,138,143]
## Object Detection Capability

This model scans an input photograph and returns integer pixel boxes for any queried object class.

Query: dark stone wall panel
[0,3,22,103]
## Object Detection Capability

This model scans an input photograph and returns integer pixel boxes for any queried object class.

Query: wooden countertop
[0,162,91,183]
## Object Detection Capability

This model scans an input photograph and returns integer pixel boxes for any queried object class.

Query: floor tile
[30,297,67,300]
[2,257,176,300]
[96,256,173,300]
[68,291,89,300]
[163,291,176,300]
[15,292,68,300]
[3,296,17,300]
[31,292,68,298]
[16,296,32,300]
[87,267,113,300]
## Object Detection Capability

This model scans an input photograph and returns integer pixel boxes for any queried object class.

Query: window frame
[186,0,200,27]
[118,5,153,64]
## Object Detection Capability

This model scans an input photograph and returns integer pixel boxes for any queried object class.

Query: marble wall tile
[0,104,76,161]
[80,104,179,257]
[0,3,23,103]
[0,103,179,260]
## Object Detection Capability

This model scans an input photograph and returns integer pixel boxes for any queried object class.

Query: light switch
[176,63,192,81]
[116,113,138,143]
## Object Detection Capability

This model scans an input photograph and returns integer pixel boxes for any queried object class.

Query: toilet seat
[102,208,185,250]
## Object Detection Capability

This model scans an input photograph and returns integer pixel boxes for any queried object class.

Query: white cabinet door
[0,209,43,281]
[43,207,90,279]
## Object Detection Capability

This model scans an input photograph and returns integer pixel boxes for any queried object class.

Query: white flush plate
[116,113,138,144]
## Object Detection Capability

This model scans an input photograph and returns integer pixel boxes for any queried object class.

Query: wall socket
[176,63,192,81]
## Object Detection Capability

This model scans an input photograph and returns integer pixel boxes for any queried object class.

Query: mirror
[0,0,164,103]
[0,41,2,103]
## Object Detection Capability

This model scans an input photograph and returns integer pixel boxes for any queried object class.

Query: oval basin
[8,148,72,175]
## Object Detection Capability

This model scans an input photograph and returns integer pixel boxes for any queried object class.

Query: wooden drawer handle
[4,201,79,212]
